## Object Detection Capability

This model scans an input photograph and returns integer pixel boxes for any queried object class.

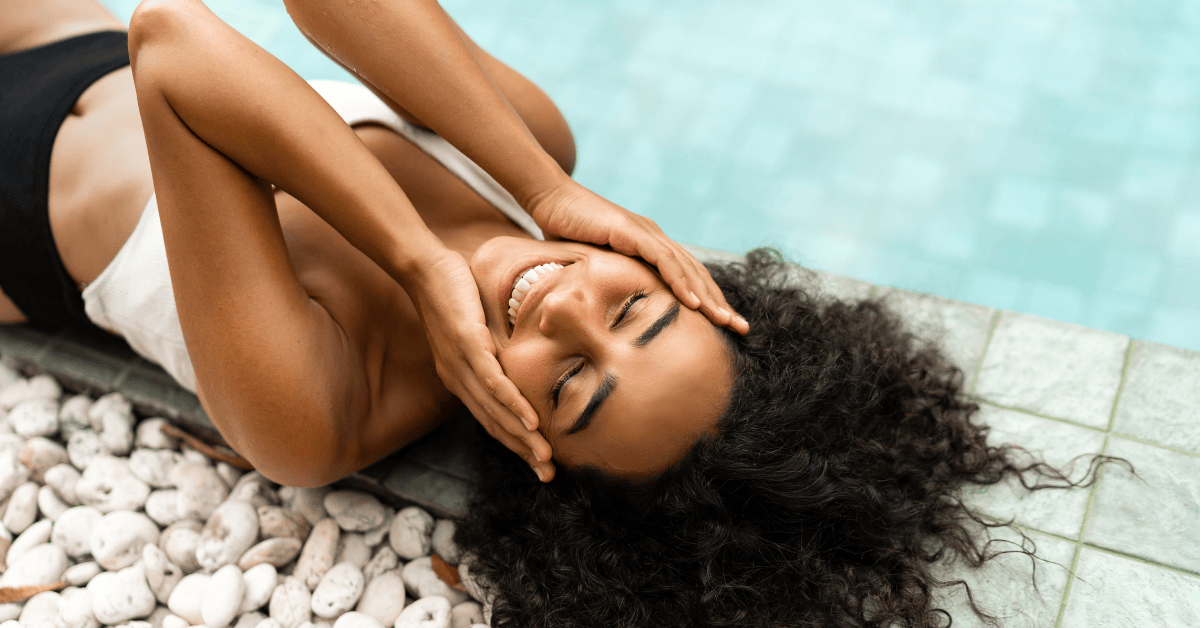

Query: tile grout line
[1105,339,1135,434]
[968,309,1002,395]
[1055,431,1112,628]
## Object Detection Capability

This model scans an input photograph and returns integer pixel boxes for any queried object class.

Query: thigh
[0,0,124,55]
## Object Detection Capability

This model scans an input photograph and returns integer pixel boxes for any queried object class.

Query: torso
[0,69,532,442]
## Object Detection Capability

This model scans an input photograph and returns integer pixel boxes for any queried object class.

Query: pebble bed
[0,363,491,628]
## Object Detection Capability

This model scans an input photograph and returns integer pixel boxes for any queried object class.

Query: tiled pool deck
[1,249,1197,626]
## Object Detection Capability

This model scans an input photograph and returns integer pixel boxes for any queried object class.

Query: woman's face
[470,237,734,478]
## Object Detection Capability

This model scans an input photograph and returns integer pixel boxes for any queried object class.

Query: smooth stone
[294,518,340,590]
[197,499,260,571]
[0,448,30,503]
[388,507,434,561]
[361,510,392,549]
[7,398,59,438]
[323,491,386,532]
[98,406,135,456]
[0,606,17,623]
[0,542,67,587]
[159,520,204,573]
[57,586,99,628]
[18,590,61,627]
[179,444,211,466]
[7,518,52,564]
[145,489,183,526]
[354,570,405,626]
[235,612,268,628]
[241,563,278,613]
[88,563,157,624]
[76,455,151,512]
[238,537,303,571]
[401,557,468,606]
[168,572,210,624]
[456,563,486,605]
[87,393,132,428]
[0,375,59,410]
[258,505,312,540]
[393,597,451,628]
[216,461,244,488]
[63,561,103,586]
[44,463,82,505]
[269,576,312,628]
[161,614,191,628]
[174,462,229,520]
[0,364,18,390]
[90,510,160,571]
[430,520,460,565]
[143,544,170,592]
[134,418,179,450]
[202,564,247,628]
[59,395,94,439]
[37,485,69,521]
[18,436,68,482]
[229,472,279,509]
[310,562,365,619]
[67,430,110,471]
[362,546,398,584]
[332,613,383,628]
[129,448,184,488]
[449,602,482,628]
[146,607,174,628]
[1,481,38,534]
[335,533,371,569]
[255,619,285,628]
[153,556,185,605]
[0,434,22,456]
[278,486,329,526]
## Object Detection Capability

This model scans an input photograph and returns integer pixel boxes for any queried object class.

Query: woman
[1,1,1116,626]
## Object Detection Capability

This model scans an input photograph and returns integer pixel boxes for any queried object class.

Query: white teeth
[508,262,567,327]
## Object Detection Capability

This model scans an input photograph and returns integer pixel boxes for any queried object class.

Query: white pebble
[88,563,157,624]
[197,499,260,571]
[235,612,268,628]
[56,586,98,628]
[238,536,304,571]
[294,518,340,590]
[362,545,398,584]
[0,363,18,390]
[153,556,184,605]
[135,417,179,450]
[393,596,451,628]
[332,612,384,628]
[90,509,160,571]
[354,570,405,626]
[167,573,210,625]
[259,505,312,540]
[361,509,391,548]
[146,606,175,628]
[8,397,58,438]
[161,614,191,628]
[256,620,285,628]
[53,505,103,557]
[456,563,487,605]
[98,406,135,456]
[76,454,151,512]
[0,542,68,587]
[44,462,82,505]
[37,484,69,520]
[269,576,313,628]
[401,557,468,606]
[230,473,280,509]
[0,609,17,623]
[279,486,329,526]
[67,430,111,472]
[216,461,245,488]
[241,563,278,613]
[143,543,170,592]
[63,561,103,586]
[335,532,371,569]
[0,374,60,411]
[160,520,203,573]
[18,590,61,626]
[323,491,386,532]
[87,393,131,429]
[1,481,38,533]
[430,520,460,565]
[449,602,482,628]
[389,507,434,560]
[18,436,68,482]
[0,448,31,502]
[174,461,229,520]
[310,562,365,619]
[129,448,183,488]
[59,394,94,438]
[145,489,183,526]
[7,518,52,564]
[203,564,247,628]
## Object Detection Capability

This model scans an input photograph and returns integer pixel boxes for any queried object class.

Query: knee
[127,0,200,66]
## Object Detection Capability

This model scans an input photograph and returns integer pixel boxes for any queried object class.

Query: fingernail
[532,449,543,462]
[521,417,534,431]
[689,291,700,306]
[535,467,546,482]
[718,307,731,319]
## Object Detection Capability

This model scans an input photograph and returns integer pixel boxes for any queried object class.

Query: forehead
[556,305,733,476]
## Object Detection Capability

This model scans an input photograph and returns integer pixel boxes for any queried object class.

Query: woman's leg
[0,0,124,55]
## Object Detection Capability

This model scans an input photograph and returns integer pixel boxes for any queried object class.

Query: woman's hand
[404,250,555,482]
[529,182,749,335]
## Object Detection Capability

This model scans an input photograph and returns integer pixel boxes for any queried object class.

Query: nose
[538,285,590,338]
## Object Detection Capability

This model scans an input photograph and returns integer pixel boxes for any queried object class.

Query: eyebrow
[565,300,681,435]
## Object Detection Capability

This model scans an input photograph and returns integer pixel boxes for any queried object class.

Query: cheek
[498,343,553,411]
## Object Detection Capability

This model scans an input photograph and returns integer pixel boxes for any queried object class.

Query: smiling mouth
[509,262,568,327]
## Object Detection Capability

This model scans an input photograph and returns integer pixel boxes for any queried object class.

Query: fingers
[645,236,749,336]
[459,346,555,481]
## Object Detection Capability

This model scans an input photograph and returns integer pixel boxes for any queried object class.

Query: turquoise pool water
[102,0,1200,351]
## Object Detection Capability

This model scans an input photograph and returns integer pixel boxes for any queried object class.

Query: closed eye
[551,290,647,408]
[613,290,647,327]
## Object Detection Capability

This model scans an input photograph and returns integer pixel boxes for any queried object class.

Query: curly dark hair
[456,248,1122,628]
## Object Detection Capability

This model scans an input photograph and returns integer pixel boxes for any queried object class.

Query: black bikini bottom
[0,30,130,330]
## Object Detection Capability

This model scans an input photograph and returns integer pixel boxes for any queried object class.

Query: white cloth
[82,80,540,392]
